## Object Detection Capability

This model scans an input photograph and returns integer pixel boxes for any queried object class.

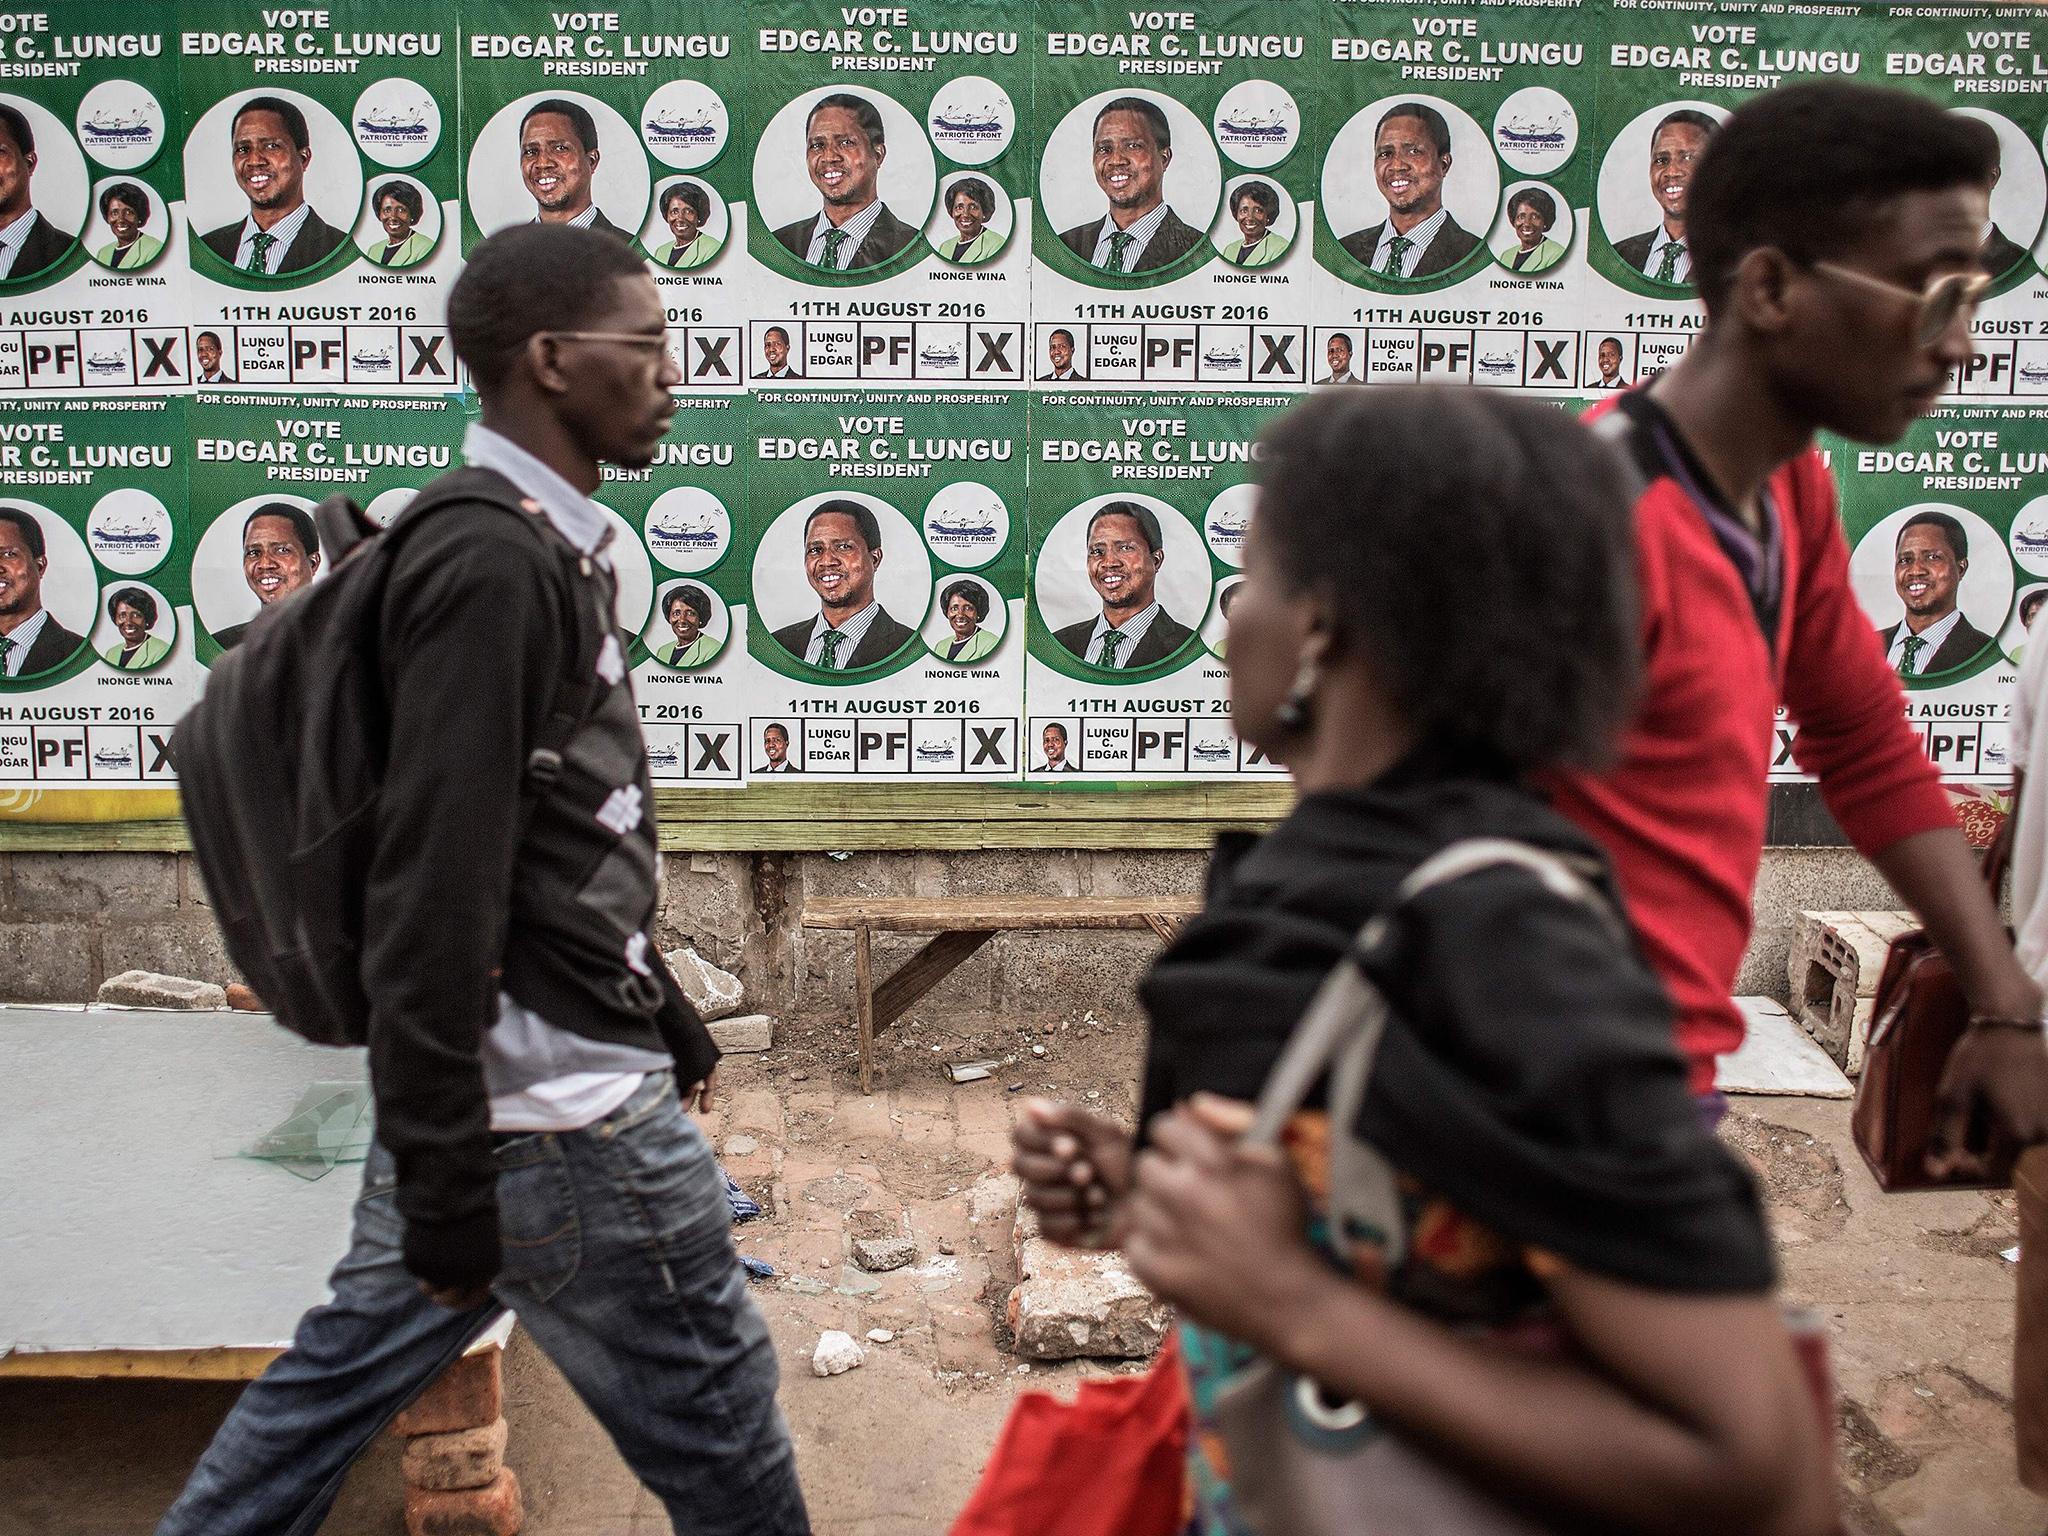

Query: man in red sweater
[1554,81,2048,1173]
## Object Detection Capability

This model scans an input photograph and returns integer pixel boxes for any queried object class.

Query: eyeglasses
[538,330,672,349]
[1808,261,1992,346]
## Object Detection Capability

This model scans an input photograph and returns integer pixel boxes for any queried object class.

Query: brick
[96,969,227,1010]
[852,1235,917,1272]
[224,982,266,1011]
[393,1351,504,1437]
[707,1013,773,1053]
[404,1468,522,1536]
[402,1418,508,1492]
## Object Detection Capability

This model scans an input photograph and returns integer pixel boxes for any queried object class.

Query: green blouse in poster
[0,396,189,802]
[741,389,1026,778]
[1030,0,1317,390]
[178,2,458,391]
[1025,390,1285,780]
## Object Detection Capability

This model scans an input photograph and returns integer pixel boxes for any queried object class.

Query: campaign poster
[0,395,189,816]
[1781,407,2048,785]
[461,1,747,394]
[179,2,460,392]
[1025,389,1285,780]
[742,388,1026,778]
[1030,0,1318,392]
[1879,7,2048,403]
[0,9,187,394]
[1313,0,1597,394]
[1585,3,1881,385]
[186,393,463,667]
[608,395,746,787]
[737,0,1032,390]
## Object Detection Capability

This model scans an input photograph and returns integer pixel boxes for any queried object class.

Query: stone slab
[1719,997,1855,1099]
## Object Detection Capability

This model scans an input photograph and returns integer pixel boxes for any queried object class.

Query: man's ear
[526,333,570,395]
[871,545,884,569]
[875,140,887,167]
[1160,144,1171,170]
[298,146,311,170]
[1731,246,1797,337]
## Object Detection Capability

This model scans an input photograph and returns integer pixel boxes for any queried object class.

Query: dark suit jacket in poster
[1981,223,2032,280]
[770,606,916,670]
[771,204,919,270]
[14,613,84,676]
[1057,208,1204,273]
[1611,227,1698,282]
[1338,216,1481,278]
[7,210,75,280]
[1053,608,1196,670]
[1876,616,1996,678]
[200,207,349,275]
[212,619,253,651]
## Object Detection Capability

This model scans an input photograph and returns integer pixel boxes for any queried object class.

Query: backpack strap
[1244,839,1623,1270]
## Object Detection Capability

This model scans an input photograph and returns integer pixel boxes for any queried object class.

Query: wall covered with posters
[0,0,2042,817]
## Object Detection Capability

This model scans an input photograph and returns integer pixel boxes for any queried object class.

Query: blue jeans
[157,1072,809,1536]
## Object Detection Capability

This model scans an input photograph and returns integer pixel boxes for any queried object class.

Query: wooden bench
[801,896,1205,1092]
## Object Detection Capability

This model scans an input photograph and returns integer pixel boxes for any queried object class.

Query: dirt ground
[3,1010,2045,1536]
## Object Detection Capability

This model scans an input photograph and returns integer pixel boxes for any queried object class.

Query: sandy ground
[3,1009,2045,1536]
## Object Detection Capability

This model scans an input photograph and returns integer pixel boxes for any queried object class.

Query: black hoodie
[1138,751,1773,1294]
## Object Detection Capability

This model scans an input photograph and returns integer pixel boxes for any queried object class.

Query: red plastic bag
[950,1336,1190,1536]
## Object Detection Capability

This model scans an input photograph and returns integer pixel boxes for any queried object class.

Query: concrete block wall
[0,845,1902,1023]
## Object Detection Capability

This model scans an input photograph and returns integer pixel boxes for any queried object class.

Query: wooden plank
[872,930,999,1031]
[803,896,1205,931]
[854,925,875,1096]
[0,1346,282,1381]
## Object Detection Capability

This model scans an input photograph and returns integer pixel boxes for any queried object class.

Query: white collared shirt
[1089,202,1169,271]
[803,601,881,667]
[1641,225,1691,283]
[556,205,599,230]
[1888,609,1963,675]
[1370,208,1449,279]
[0,207,36,278]
[803,200,885,269]
[1084,602,1160,669]
[232,204,312,274]
[460,423,667,1132]
[0,607,48,676]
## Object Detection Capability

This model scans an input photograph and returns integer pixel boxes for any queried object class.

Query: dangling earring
[1275,654,1320,733]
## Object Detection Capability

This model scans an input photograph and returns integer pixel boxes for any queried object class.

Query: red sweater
[1547,399,1956,1093]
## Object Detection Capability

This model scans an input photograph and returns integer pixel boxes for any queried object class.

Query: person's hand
[1121,1094,1333,1354]
[418,1281,494,1310]
[1927,1023,2048,1179]
[683,1068,719,1115]
[1012,1099,1134,1249]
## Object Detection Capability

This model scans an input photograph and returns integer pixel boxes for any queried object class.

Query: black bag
[172,468,602,1046]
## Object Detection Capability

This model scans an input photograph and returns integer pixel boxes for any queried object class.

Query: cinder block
[403,1468,522,1536]
[1785,909,1916,1076]
[402,1418,508,1492]
[96,969,226,1010]
[393,1350,504,1437]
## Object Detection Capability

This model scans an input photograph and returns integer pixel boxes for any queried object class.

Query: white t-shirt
[2006,636,2048,981]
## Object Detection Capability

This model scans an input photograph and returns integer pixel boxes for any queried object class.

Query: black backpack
[173,468,603,1046]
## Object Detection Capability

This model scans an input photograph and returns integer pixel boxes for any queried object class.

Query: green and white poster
[742,388,1026,777]
[180,1,459,390]
[612,394,747,785]
[1031,0,1316,389]
[187,392,463,665]
[736,0,1031,388]
[0,395,189,802]
[461,0,747,392]
[0,9,186,392]
[1026,388,1282,778]
[1316,0,1597,391]
[1807,407,2048,784]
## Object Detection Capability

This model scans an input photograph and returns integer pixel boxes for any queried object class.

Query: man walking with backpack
[159,224,810,1535]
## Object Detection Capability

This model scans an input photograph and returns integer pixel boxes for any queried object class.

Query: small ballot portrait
[1035,720,1077,772]
[0,102,80,282]
[1055,96,1206,275]
[212,503,322,650]
[1334,101,1485,282]
[1051,500,1199,671]
[195,330,233,385]
[758,721,801,773]
[756,325,801,381]
[770,93,921,272]
[0,505,87,679]
[1589,335,1628,390]
[1040,328,1083,383]
[1320,332,1359,385]
[198,95,350,278]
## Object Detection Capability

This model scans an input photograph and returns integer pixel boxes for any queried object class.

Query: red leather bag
[949,1335,1188,1536]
